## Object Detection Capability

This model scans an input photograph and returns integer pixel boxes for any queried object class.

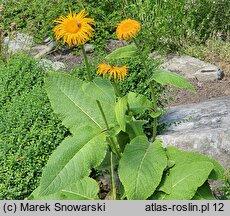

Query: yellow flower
[97,63,127,80]
[53,10,95,46]
[116,19,141,41]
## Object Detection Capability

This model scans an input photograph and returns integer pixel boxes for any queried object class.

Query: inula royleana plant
[29,9,225,200]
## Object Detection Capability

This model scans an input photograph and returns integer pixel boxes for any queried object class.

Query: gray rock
[32,41,56,58]
[37,59,65,71]
[105,39,127,53]
[51,61,66,71]
[84,43,95,53]
[158,96,230,168]
[44,36,51,44]
[3,32,34,54]
[160,55,224,81]
[30,45,50,57]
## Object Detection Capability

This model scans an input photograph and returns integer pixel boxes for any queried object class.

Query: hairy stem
[133,38,158,141]
[110,152,116,200]
[81,45,92,82]
[112,80,122,97]
[96,100,121,159]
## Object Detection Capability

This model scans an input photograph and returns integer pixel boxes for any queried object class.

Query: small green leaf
[149,110,163,118]
[119,136,167,200]
[115,96,127,131]
[127,92,152,114]
[151,70,196,92]
[116,131,130,152]
[61,177,99,200]
[105,45,137,59]
[126,118,147,140]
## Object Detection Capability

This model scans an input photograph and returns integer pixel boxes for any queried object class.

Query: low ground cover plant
[28,9,225,200]
[0,55,69,199]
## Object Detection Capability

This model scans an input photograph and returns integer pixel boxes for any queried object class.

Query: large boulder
[158,96,230,168]
[160,55,224,81]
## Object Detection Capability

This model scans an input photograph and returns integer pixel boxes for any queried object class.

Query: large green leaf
[192,181,216,200]
[82,77,116,105]
[154,161,213,200]
[38,126,107,196]
[115,96,127,132]
[151,146,224,200]
[29,177,99,200]
[105,45,137,60]
[61,177,99,200]
[45,72,116,132]
[118,136,167,200]
[27,187,64,200]
[166,147,225,181]
[151,70,196,92]
[127,92,152,115]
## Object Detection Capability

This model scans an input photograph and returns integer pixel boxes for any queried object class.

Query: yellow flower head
[53,10,95,46]
[97,63,127,80]
[116,19,141,41]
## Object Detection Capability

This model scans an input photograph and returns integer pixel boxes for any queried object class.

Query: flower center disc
[120,24,130,32]
[65,20,80,33]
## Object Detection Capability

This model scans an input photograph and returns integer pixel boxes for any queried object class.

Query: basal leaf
[61,177,99,200]
[45,72,115,132]
[29,177,99,200]
[118,136,167,200]
[154,161,214,200]
[127,92,152,115]
[192,181,216,200]
[38,126,107,196]
[27,186,64,200]
[151,70,196,92]
[105,45,137,59]
[166,147,225,181]
[115,96,127,132]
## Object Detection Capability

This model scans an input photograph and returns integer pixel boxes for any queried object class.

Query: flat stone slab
[158,96,230,168]
[160,55,224,81]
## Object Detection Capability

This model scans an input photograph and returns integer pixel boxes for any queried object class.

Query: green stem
[81,45,92,82]
[112,80,122,97]
[96,100,121,159]
[113,80,131,117]
[133,38,158,141]
[110,152,116,200]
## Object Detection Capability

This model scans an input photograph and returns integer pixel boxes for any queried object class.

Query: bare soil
[166,77,230,107]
